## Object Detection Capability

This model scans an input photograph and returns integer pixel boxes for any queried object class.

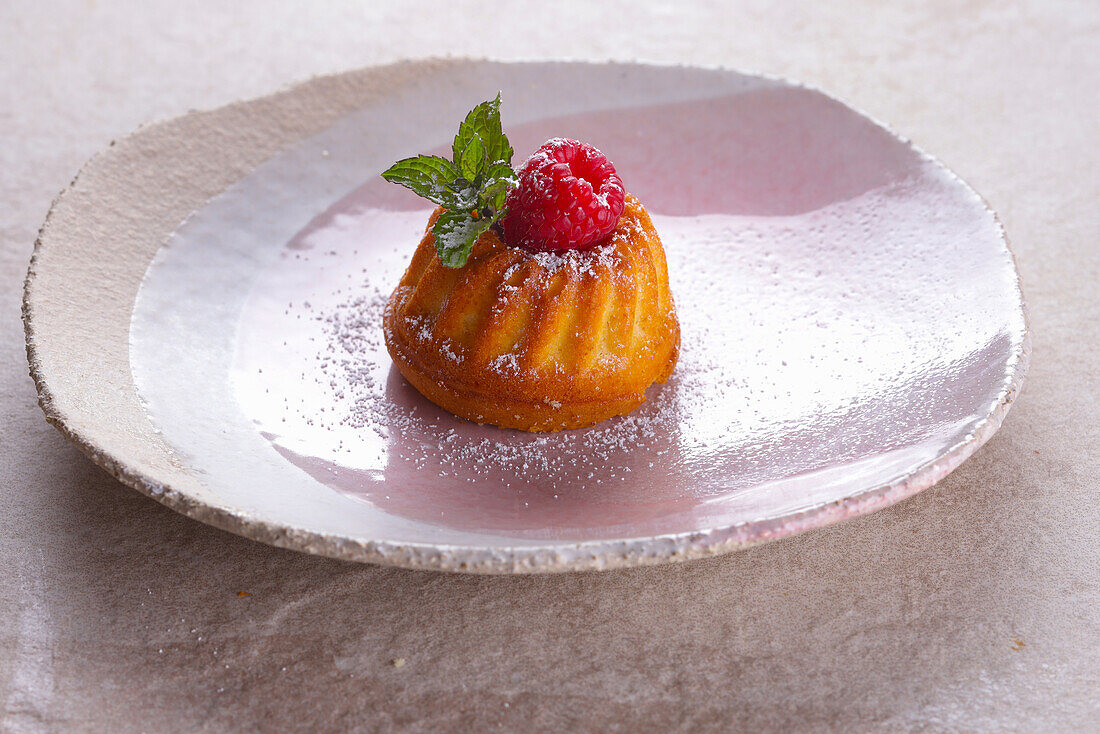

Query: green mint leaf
[431,210,494,268]
[452,93,513,175]
[438,177,481,211]
[458,134,486,181]
[479,161,518,213]
[381,155,475,209]
[382,95,519,268]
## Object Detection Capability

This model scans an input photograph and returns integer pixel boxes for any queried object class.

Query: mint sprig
[381,94,517,268]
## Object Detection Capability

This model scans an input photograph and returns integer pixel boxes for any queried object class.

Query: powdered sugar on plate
[228,163,1009,536]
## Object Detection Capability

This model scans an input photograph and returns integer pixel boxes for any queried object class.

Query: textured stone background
[1,1,1097,731]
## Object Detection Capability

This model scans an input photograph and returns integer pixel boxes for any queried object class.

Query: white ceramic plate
[24,60,1028,573]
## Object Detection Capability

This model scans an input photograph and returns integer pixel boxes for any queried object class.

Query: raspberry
[500,138,626,252]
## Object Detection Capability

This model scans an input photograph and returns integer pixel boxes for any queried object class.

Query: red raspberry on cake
[500,138,626,252]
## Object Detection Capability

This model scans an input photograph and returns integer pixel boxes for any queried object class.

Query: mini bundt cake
[379,97,679,431]
[384,195,679,431]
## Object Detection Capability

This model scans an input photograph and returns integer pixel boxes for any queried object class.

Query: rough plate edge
[22,58,1031,574]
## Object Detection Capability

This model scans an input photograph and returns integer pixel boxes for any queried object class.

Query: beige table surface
[2,1,1098,731]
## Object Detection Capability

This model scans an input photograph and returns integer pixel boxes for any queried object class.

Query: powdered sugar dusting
[526,238,620,277]
[227,159,1010,537]
[309,282,686,497]
[228,198,701,535]
[486,352,521,377]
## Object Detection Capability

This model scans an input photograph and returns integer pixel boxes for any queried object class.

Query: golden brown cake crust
[383,194,680,432]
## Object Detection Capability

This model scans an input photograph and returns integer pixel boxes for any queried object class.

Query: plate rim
[22,57,1031,573]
